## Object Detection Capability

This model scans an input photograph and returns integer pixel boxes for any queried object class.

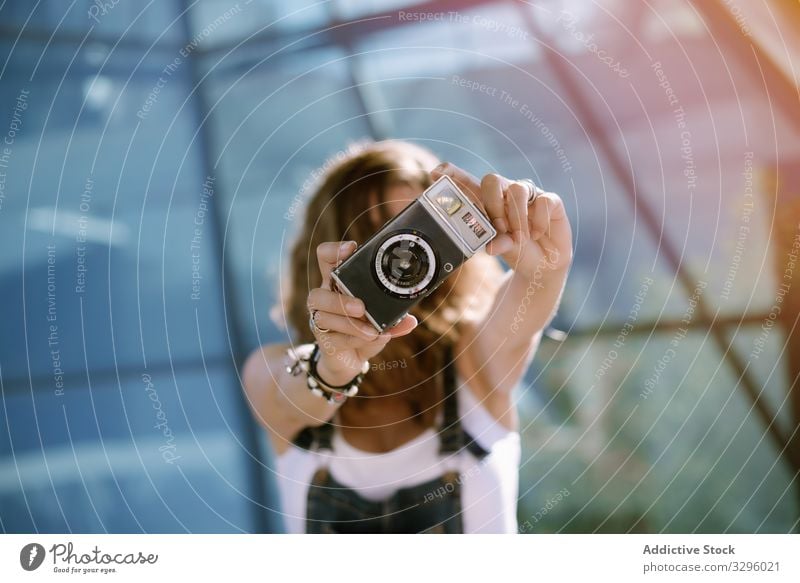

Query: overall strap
[292,426,315,450]
[292,420,334,451]
[437,342,463,455]
[438,343,490,461]
[293,342,489,461]
[314,421,334,451]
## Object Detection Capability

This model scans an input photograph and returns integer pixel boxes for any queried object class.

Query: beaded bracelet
[285,343,369,404]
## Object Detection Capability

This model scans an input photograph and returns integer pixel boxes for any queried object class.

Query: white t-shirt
[274,379,521,533]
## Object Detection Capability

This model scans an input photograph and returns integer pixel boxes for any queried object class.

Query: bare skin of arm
[242,241,416,455]
[433,164,573,433]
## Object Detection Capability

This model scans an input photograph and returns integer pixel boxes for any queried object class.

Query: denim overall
[293,344,489,533]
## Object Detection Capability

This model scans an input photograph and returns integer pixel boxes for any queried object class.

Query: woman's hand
[309,241,418,385]
[431,163,572,281]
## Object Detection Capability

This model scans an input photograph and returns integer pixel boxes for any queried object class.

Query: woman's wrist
[511,262,569,286]
[285,343,368,405]
[316,352,365,387]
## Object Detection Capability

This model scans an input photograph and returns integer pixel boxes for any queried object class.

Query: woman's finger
[313,310,381,341]
[315,330,389,354]
[485,232,514,256]
[506,181,530,242]
[528,191,566,238]
[480,173,509,234]
[307,287,364,318]
[528,191,573,268]
[350,316,417,360]
[382,313,418,337]
[316,240,357,290]
[430,162,487,214]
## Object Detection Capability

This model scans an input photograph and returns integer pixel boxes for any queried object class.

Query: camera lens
[385,241,427,284]
[374,233,437,298]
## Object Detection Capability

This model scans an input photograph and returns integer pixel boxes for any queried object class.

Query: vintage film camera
[331,175,497,332]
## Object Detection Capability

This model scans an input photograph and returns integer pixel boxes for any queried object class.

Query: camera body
[331,175,496,331]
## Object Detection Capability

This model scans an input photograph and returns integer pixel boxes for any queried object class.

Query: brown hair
[276,140,503,428]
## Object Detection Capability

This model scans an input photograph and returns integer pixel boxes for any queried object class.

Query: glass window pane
[0,367,274,532]
[200,46,373,351]
[519,331,797,532]
[1,1,183,43]
[0,30,280,533]
[524,0,800,318]
[188,0,330,50]
[0,41,230,382]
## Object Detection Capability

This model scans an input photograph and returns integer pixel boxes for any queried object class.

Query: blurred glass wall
[1,0,798,533]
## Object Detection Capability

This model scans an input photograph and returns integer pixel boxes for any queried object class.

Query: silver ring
[309,309,331,335]
[518,179,542,205]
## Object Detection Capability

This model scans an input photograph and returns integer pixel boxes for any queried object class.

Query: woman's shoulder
[243,341,290,375]
[242,343,281,393]
[254,340,290,358]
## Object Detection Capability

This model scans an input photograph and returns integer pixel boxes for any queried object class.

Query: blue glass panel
[0,366,276,532]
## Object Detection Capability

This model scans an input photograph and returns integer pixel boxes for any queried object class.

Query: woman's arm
[242,241,417,455]
[435,164,573,430]
[242,342,350,456]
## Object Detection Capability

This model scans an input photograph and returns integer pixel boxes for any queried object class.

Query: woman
[243,140,572,533]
